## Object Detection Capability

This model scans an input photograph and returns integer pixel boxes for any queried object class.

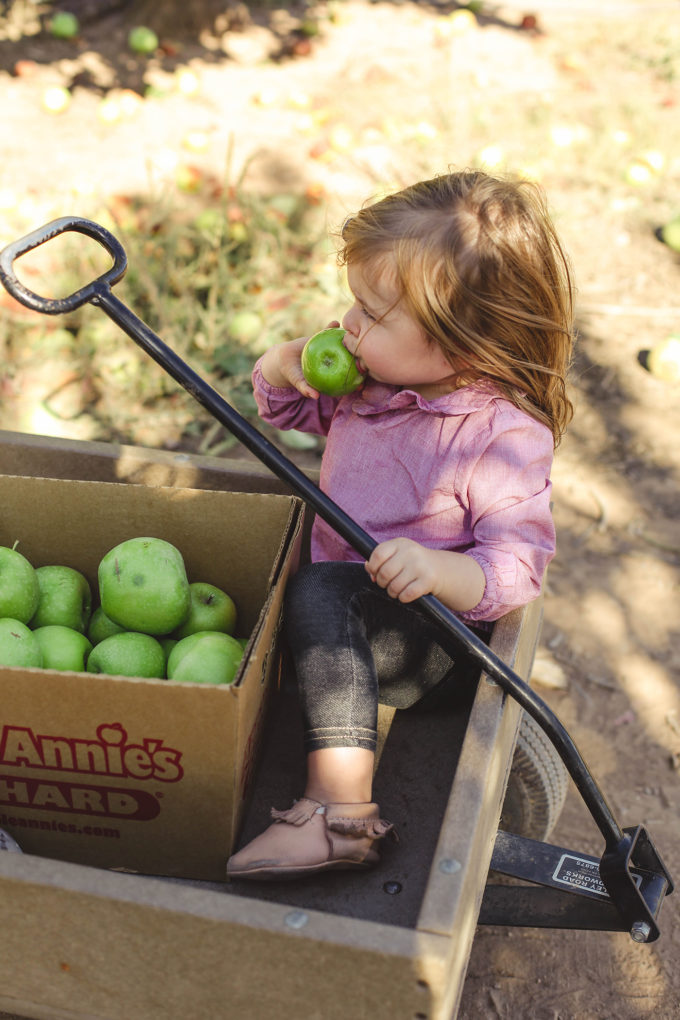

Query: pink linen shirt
[252,360,555,623]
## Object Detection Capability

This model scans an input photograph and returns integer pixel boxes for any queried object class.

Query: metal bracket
[479,830,672,941]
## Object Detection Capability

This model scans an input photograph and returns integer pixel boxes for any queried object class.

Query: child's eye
[361,306,376,322]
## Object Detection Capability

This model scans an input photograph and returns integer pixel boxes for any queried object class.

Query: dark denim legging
[283,561,484,754]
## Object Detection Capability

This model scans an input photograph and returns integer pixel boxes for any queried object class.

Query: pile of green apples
[0,538,247,685]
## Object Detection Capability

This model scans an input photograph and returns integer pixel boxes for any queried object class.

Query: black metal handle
[0,218,672,941]
[0,216,127,315]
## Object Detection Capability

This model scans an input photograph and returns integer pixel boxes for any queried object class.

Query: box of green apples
[0,471,303,880]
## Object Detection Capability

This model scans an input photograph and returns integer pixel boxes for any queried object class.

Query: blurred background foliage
[0,0,678,455]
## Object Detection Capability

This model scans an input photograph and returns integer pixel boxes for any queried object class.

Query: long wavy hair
[338,170,575,447]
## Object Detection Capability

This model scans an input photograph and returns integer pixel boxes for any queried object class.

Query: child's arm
[365,540,486,614]
[366,415,556,620]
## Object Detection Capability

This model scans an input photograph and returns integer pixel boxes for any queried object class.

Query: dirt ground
[1,1,679,1018]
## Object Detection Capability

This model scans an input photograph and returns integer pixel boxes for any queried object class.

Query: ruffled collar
[350,379,504,417]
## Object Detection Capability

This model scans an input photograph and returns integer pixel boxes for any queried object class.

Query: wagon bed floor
[175,679,475,930]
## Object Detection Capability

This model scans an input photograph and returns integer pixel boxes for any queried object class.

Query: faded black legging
[283,561,486,754]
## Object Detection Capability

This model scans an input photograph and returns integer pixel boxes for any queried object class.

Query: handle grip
[0,216,127,315]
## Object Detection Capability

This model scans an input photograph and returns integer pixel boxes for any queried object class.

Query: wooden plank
[416,598,544,1020]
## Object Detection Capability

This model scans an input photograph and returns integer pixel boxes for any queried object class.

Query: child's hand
[365,538,487,613]
[260,321,341,400]
[365,538,441,604]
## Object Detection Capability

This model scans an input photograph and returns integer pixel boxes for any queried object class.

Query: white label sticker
[552,854,610,898]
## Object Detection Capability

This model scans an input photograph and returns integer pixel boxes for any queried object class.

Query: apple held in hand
[98,537,191,636]
[172,582,237,640]
[87,632,166,679]
[0,619,42,668]
[34,625,92,672]
[31,565,92,633]
[301,327,364,397]
[0,545,39,624]
[167,631,244,685]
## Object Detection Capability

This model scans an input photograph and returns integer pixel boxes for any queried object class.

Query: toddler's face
[342,262,456,399]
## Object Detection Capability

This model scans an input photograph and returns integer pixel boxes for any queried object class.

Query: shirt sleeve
[458,418,556,623]
[252,357,339,437]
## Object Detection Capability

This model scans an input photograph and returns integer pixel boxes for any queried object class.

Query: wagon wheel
[500,710,569,842]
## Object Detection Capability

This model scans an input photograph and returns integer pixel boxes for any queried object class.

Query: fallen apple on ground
[41,86,71,114]
[0,544,39,624]
[301,327,364,397]
[228,310,263,345]
[98,537,191,636]
[172,582,237,640]
[34,625,93,672]
[128,26,158,55]
[647,335,680,383]
[49,11,79,38]
[87,631,166,679]
[660,216,680,253]
[31,565,92,633]
[0,619,42,668]
[167,631,244,685]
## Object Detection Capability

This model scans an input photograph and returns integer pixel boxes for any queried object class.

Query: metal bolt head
[630,920,651,943]
[284,910,309,930]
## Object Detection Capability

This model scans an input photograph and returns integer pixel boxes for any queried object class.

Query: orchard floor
[1,2,679,1018]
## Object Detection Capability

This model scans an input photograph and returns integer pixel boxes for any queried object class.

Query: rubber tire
[500,711,569,842]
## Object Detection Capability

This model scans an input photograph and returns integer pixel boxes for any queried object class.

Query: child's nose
[342,306,359,336]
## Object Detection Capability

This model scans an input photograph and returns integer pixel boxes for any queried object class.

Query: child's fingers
[366,539,399,574]
[367,544,407,593]
[281,338,320,398]
[293,375,320,399]
[367,540,437,602]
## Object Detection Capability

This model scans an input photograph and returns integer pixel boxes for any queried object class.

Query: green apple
[228,311,263,345]
[49,12,79,38]
[0,619,42,668]
[87,605,126,645]
[87,632,166,679]
[0,545,39,624]
[128,26,159,54]
[33,625,92,672]
[41,85,71,114]
[301,327,365,397]
[167,631,243,685]
[98,537,191,636]
[31,565,92,633]
[171,582,237,640]
[647,335,680,383]
[660,216,680,253]
[159,636,177,665]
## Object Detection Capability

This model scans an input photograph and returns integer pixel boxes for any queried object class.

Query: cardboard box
[0,472,303,881]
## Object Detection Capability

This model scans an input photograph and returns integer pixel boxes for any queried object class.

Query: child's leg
[227,562,469,881]
[304,746,375,803]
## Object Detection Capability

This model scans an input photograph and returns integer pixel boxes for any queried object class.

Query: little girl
[227,169,574,881]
